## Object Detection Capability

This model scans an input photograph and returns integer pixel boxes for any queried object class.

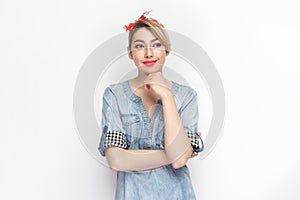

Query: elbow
[170,146,193,169]
[108,162,120,171]
[172,158,187,169]
[107,156,124,171]
[105,148,123,171]
[106,156,119,171]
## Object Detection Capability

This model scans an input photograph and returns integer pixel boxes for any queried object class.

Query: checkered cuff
[187,131,204,154]
[102,130,128,155]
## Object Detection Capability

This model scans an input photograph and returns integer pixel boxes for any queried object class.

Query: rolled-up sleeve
[98,87,128,156]
[180,89,204,153]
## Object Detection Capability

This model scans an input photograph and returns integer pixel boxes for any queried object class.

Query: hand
[196,131,202,139]
[143,72,171,99]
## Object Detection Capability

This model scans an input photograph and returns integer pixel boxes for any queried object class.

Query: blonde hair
[128,19,171,54]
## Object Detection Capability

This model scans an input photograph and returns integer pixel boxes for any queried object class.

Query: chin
[143,68,162,74]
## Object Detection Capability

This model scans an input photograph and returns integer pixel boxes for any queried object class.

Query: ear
[166,50,170,56]
[127,47,133,60]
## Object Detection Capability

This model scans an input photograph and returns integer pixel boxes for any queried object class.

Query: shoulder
[172,81,197,98]
[103,81,128,96]
[105,81,126,91]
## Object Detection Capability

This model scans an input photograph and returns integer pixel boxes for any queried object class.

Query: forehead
[132,27,156,42]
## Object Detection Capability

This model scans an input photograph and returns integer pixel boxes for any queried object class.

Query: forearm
[161,91,193,168]
[105,147,170,171]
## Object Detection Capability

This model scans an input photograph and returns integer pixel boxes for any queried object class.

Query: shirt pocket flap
[121,114,140,125]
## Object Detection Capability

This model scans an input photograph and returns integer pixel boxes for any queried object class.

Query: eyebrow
[133,38,159,43]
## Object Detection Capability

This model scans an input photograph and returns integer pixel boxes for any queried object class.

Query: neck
[130,69,159,91]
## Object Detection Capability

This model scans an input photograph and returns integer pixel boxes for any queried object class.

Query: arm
[99,86,172,172]
[144,73,196,169]
[105,130,202,171]
[99,82,198,171]
[161,90,194,169]
[105,148,170,171]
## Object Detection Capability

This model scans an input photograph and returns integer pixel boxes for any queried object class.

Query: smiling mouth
[143,60,157,66]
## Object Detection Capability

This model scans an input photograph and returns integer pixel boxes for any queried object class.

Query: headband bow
[123,10,165,32]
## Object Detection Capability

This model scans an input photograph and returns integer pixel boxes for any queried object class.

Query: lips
[142,60,157,66]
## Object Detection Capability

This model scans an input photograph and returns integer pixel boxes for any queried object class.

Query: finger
[191,152,198,158]
[154,71,162,77]
[143,79,155,85]
[146,73,154,79]
[197,131,202,137]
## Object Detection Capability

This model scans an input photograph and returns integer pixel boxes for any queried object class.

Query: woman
[98,11,204,200]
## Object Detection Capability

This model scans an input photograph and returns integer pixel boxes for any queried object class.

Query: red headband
[123,11,165,32]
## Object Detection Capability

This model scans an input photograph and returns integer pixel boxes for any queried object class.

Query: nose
[144,47,153,58]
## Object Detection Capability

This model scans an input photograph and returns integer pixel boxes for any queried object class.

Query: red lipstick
[143,60,157,66]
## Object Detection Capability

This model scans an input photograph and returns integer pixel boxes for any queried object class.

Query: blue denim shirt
[99,80,202,200]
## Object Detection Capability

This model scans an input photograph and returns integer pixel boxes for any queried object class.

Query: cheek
[132,51,144,66]
[132,51,144,60]
[156,50,166,60]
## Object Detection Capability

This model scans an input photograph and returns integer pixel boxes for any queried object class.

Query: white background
[1,0,300,199]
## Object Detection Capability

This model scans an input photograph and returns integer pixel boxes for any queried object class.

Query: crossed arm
[105,89,197,171]
[105,143,195,171]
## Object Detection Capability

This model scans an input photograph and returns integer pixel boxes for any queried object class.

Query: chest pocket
[121,114,141,148]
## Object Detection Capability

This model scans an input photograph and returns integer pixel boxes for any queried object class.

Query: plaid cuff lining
[187,131,204,154]
[105,130,128,149]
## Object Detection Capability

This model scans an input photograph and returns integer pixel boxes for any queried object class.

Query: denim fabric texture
[98,80,201,200]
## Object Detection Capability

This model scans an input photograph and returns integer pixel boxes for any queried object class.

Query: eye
[153,42,162,48]
[134,44,144,49]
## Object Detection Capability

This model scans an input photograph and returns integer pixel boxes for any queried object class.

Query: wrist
[160,89,173,102]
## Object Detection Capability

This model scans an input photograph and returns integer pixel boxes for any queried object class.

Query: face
[128,28,168,75]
